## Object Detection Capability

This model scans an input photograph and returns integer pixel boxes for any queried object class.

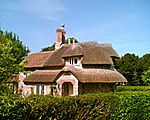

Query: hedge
[0,92,150,120]
[115,86,150,92]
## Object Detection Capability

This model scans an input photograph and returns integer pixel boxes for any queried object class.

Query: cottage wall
[24,82,57,96]
[78,83,116,94]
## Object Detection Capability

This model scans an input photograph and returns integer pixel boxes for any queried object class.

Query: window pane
[74,58,78,64]
[41,85,44,94]
[36,85,39,94]
[70,59,72,64]
[71,58,73,65]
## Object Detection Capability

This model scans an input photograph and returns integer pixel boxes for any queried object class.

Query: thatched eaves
[23,70,60,83]
[24,66,127,83]
[61,66,127,83]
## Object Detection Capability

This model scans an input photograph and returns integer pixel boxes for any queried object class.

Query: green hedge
[115,86,150,92]
[0,92,150,120]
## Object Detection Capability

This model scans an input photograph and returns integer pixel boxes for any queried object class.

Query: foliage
[0,92,150,120]
[115,53,150,85]
[64,37,78,44]
[41,43,55,51]
[142,68,150,86]
[115,85,150,92]
[41,37,79,52]
[0,30,29,94]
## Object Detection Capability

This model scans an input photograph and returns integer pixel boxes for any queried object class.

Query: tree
[115,53,139,85]
[140,54,150,71]
[65,37,78,44]
[142,68,150,86]
[41,38,79,52]
[0,30,29,94]
[115,53,150,86]
[41,43,55,52]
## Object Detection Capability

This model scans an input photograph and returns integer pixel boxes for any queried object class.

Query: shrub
[0,92,150,120]
[115,85,150,92]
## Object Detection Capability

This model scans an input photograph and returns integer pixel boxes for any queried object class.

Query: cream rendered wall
[56,74,78,96]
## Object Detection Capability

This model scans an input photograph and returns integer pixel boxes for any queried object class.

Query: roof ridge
[28,51,53,55]
[96,43,112,46]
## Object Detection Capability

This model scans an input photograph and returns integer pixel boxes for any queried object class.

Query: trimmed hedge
[115,86,150,92]
[0,92,150,120]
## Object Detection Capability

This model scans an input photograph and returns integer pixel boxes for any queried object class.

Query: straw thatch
[25,42,119,68]
[24,66,127,83]
[79,43,113,64]
[62,44,84,58]
[24,51,53,68]
[61,66,127,83]
[23,70,60,83]
[96,44,119,57]
[43,45,70,67]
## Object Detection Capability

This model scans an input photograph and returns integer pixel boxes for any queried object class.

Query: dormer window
[65,57,82,67]
[69,57,79,65]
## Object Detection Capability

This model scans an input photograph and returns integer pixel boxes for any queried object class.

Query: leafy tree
[140,54,150,71]
[115,53,150,86]
[142,68,150,86]
[115,53,139,85]
[0,30,29,94]
[41,43,55,52]
[41,38,79,52]
[65,37,78,44]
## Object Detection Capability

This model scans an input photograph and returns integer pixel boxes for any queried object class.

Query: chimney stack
[55,24,66,49]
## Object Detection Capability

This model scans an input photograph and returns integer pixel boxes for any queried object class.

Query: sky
[0,0,150,56]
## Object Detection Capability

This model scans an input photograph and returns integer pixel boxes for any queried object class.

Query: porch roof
[23,70,60,83]
[62,66,127,83]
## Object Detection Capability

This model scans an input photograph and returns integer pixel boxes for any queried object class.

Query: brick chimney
[55,25,66,49]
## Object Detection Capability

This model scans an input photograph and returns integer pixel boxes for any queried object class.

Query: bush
[115,86,150,92]
[0,92,150,120]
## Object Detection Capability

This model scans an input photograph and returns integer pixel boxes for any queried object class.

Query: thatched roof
[96,44,119,58]
[24,51,53,68]
[23,70,60,83]
[24,42,119,68]
[43,45,70,67]
[79,43,113,64]
[62,44,84,58]
[61,66,127,83]
[24,66,127,83]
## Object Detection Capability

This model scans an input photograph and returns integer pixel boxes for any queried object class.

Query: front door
[62,82,73,96]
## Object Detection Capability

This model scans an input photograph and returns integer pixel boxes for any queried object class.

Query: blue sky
[0,0,150,56]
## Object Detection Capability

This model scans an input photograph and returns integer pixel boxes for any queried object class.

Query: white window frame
[68,57,80,65]
[35,85,45,95]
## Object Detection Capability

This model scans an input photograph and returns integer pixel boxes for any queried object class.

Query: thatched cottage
[19,26,127,97]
